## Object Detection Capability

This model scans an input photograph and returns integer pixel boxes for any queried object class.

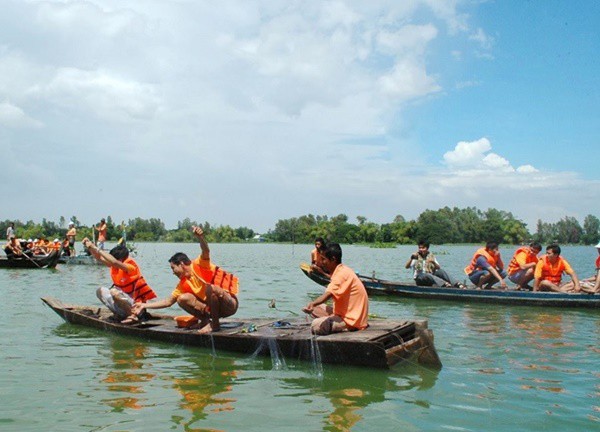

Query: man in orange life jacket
[507,241,542,290]
[464,241,508,289]
[534,243,580,293]
[83,237,157,323]
[132,226,239,334]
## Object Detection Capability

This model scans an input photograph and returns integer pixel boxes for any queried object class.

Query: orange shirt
[110,258,156,302]
[171,257,213,302]
[534,256,573,285]
[326,264,369,330]
[507,247,539,276]
[311,248,318,264]
[98,223,107,242]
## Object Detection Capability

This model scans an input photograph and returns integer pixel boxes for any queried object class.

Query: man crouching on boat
[132,226,239,334]
[302,243,369,335]
[82,238,157,324]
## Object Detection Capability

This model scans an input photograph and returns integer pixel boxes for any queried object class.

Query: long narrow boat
[0,249,62,269]
[42,297,442,370]
[300,263,600,309]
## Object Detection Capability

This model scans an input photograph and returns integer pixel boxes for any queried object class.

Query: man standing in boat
[506,241,542,290]
[303,242,369,335]
[405,240,466,288]
[83,238,157,323]
[132,226,239,334]
[66,222,77,256]
[95,218,108,250]
[464,241,508,289]
[6,222,15,241]
[533,243,580,293]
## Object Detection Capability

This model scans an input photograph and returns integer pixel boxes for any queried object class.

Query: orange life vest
[191,259,239,296]
[464,248,500,275]
[537,255,567,285]
[110,258,157,303]
[507,247,539,275]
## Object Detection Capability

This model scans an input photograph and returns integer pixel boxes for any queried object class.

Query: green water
[1,243,598,431]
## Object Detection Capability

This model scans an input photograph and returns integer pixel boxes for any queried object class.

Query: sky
[1,0,599,233]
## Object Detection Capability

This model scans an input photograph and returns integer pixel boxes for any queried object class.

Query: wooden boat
[42,297,442,370]
[0,249,62,269]
[300,263,600,309]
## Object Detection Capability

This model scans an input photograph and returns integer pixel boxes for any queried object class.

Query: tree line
[2,207,599,245]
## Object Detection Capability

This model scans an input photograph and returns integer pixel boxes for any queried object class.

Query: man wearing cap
[66,222,77,256]
[594,242,600,293]
[562,241,600,293]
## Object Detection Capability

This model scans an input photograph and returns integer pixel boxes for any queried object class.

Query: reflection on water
[5,243,600,430]
[99,338,155,412]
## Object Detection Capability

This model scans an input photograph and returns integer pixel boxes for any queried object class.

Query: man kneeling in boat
[83,238,157,324]
[533,243,580,293]
[303,243,369,335]
[132,226,239,334]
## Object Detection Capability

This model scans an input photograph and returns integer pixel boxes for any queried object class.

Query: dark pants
[415,269,459,287]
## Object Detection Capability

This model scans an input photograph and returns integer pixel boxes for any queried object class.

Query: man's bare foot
[197,322,214,334]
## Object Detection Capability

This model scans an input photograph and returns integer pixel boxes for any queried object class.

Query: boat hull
[0,249,62,269]
[300,263,600,309]
[42,297,442,370]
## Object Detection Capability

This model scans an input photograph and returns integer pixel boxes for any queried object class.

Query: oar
[14,251,43,268]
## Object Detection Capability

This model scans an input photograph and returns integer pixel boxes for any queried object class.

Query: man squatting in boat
[464,241,508,289]
[303,242,369,335]
[133,226,239,334]
[82,238,157,324]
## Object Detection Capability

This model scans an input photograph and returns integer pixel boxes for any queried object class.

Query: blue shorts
[468,268,507,285]
[508,269,527,284]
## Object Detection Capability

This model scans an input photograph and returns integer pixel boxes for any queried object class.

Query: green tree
[555,216,583,244]
[582,214,600,245]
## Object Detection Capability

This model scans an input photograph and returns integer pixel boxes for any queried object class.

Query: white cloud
[443,137,492,166]
[0,101,42,128]
[0,0,596,233]
[32,68,160,122]
[470,27,494,50]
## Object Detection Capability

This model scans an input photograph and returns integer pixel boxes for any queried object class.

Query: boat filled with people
[42,296,442,370]
[1,238,62,269]
[300,263,600,309]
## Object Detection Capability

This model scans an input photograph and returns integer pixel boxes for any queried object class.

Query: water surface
[1,243,598,431]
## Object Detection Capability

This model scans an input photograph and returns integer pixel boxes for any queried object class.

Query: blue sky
[1,1,598,233]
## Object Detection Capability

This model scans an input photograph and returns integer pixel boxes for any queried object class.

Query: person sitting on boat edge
[464,241,508,289]
[4,237,23,257]
[405,240,466,289]
[534,243,580,293]
[303,242,369,335]
[82,238,157,323]
[507,241,542,290]
[310,237,330,277]
[561,241,600,294]
[132,226,239,334]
